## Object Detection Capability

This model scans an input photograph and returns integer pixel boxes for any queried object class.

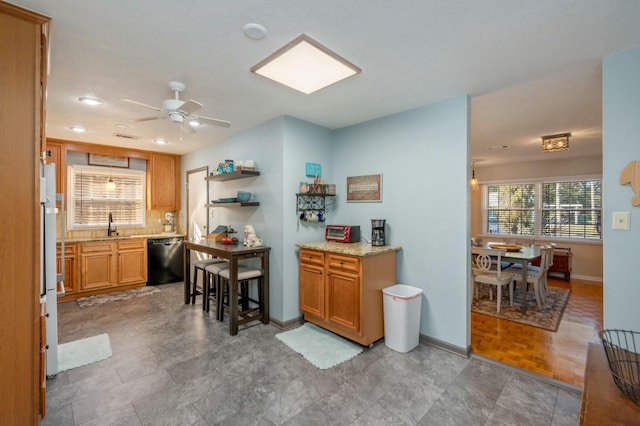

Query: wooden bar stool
[203,262,230,317]
[191,258,227,304]
[217,266,265,328]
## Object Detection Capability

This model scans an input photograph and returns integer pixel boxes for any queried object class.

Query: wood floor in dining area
[471,277,603,388]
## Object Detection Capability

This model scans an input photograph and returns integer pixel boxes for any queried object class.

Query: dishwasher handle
[149,238,183,245]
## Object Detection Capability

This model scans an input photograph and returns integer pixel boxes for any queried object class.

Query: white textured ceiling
[9,0,640,164]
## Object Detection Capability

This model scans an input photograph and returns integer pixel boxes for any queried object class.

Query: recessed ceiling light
[69,126,87,133]
[243,23,267,40]
[251,34,361,94]
[78,97,103,106]
[154,139,168,145]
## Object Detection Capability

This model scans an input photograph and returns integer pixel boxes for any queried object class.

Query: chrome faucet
[107,212,117,237]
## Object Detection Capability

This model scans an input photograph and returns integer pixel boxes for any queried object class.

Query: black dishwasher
[147,237,184,285]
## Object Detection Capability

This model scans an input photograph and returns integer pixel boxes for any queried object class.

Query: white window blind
[68,165,146,229]
[484,178,602,241]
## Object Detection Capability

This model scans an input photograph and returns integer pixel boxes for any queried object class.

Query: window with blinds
[541,180,601,239]
[484,178,602,240]
[486,183,535,236]
[68,165,146,229]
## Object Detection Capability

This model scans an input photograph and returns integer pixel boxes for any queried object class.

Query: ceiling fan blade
[195,115,232,128]
[120,98,164,112]
[179,100,203,115]
[134,115,167,123]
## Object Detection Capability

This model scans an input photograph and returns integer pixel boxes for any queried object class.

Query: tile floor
[42,283,581,425]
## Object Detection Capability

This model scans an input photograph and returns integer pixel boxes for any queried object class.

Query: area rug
[276,323,363,369]
[471,285,571,332]
[77,286,160,308]
[58,333,112,372]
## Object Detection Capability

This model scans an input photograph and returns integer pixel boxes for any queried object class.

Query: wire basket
[600,329,640,405]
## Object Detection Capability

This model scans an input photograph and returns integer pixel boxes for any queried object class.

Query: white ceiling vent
[112,133,141,140]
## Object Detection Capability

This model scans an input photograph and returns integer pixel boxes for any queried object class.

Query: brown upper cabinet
[149,153,180,210]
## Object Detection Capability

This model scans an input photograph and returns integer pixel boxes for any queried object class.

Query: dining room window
[67,165,146,229]
[484,178,602,240]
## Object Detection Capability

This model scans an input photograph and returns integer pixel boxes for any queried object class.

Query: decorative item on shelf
[225,159,235,173]
[243,224,263,247]
[217,163,226,174]
[237,191,252,202]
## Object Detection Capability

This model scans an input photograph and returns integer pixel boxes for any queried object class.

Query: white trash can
[382,284,423,353]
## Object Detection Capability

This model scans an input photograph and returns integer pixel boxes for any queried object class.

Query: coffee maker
[371,219,386,246]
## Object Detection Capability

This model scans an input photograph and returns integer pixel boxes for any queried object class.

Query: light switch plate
[612,211,630,230]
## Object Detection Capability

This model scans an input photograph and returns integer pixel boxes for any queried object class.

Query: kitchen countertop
[61,233,186,243]
[296,241,401,256]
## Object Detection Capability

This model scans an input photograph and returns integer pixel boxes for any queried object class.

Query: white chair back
[472,247,507,279]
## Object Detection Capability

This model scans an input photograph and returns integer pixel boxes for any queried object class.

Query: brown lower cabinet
[299,248,397,346]
[59,238,147,301]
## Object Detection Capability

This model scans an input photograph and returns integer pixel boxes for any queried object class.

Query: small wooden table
[183,239,270,335]
[482,243,544,314]
[580,343,640,425]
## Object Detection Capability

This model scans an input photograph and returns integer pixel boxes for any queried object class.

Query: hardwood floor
[471,276,603,388]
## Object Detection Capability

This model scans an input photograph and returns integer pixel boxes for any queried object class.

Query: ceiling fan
[120,81,231,134]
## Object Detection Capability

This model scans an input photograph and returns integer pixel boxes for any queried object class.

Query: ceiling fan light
[69,126,87,133]
[188,118,201,126]
[78,96,103,106]
[154,139,168,145]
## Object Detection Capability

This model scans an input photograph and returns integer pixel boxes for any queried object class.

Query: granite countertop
[62,233,186,243]
[296,241,401,256]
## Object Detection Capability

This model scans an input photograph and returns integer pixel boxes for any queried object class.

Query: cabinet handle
[340,261,344,266]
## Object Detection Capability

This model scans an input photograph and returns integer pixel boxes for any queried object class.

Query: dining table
[481,242,544,314]
[183,239,270,335]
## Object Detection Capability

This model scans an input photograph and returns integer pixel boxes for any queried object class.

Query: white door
[186,167,209,264]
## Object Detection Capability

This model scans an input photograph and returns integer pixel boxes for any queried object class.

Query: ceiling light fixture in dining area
[542,132,571,153]
[250,34,361,94]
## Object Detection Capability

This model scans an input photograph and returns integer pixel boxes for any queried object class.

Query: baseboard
[269,315,304,330]
[419,334,471,358]
[471,353,582,394]
[568,274,602,283]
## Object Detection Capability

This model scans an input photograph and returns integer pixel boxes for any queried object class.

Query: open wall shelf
[205,170,260,182]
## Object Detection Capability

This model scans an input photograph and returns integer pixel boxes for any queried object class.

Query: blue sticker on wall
[305,162,321,177]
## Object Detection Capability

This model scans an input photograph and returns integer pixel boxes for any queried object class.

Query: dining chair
[507,246,552,309]
[471,247,514,313]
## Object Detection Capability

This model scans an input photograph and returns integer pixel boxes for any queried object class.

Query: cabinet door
[118,250,147,285]
[79,242,116,290]
[46,140,64,199]
[326,269,361,333]
[150,154,179,210]
[299,263,325,318]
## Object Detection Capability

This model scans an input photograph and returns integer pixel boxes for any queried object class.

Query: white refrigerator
[41,163,63,377]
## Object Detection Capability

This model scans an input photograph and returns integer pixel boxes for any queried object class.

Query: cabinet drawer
[326,254,360,273]
[117,239,146,250]
[80,241,115,253]
[300,249,324,266]
[57,243,76,256]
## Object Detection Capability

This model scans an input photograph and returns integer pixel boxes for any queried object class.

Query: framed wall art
[88,153,130,168]
[346,174,382,202]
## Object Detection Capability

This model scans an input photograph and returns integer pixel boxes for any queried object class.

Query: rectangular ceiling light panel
[251,34,361,94]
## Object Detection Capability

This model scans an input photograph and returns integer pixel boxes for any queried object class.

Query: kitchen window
[67,165,146,229]
[484,178,602,241]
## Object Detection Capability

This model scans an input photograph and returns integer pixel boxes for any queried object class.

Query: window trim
[481,174,602,242]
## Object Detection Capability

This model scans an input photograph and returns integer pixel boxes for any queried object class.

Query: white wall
[602,47,640,329]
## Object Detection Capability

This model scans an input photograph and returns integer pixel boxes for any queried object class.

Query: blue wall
[333,96,471,349]
[602,48,640,329]
[182,97,471,351]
